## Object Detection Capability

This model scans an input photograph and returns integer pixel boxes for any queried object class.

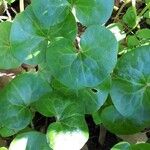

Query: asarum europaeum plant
[0,0,150,150]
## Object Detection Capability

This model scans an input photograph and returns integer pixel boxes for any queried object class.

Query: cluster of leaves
[0,0,150,150]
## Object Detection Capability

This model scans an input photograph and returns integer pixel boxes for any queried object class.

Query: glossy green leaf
[101,106,145,135]
[35,93,89,150]
[0,22,20,69]
[70,0,114,26]
[127,35,139,48]
[9,131,51,150]
[0,148,8,150]
[111,45,150,127]
[10,5,77,65]
[111,142,131,150]
[136,29,150,39]
[46,25,118,89]
[0,73,51,137]
[123,6,137,28]
[35,93,77,118]
[32,0,70,27]
[37,63,52,83]
[46,116,89,150]
[77,76,111,114]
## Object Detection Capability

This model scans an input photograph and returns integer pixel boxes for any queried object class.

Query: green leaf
[110,45,150,127]
[6,0,15,4]
[111,142,131,150]
[131,143,150,149]
[0,148,7,150]
[46,25,118,89]
[37,63,52,83]
[35,93,89,150]
[111,142,150,150]
[31,0,70,27]
[101,106,144,135]
[46,116,89,150]
[9,131,51,150]
[127,35,139,48]
[136,29,150,39]
[0,73,51,137]
[123,6,137,28]
[0,22,20,69]
[77,76,111,114]
[144,10,150,18]
[70,0,114,26]
[10,5,77,65]
[35,93,77,118]
[145,0,150,4]
[92,110,102,125]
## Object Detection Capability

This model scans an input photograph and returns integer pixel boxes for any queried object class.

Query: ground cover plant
[0,0,150,150]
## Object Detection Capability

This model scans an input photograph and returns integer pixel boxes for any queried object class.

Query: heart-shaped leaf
[70,0,114,26]
[47,118,88,150]
[0,73,51,137]
[35,93,88,150]
[110,45,150,127]
[9,131,51,150]
[35,93,76,118]
[10,5,77,65]
[101,106,145,135]
[0,22,20,69]
[32,0,70,27]
[46,25,118,89]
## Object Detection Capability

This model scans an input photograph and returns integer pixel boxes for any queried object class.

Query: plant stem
[3,0,11,21]
[19,0,24,12]
[131,0,136,8]
[138,2,150,18]
[114,0,131,22]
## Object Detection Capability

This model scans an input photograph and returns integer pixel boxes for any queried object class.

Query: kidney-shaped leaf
[32,0,70,27]
[111,45,150,127]
[10,5,77,65]
[46,25,118,89]
[0,73,51,137]
[0,22,20,69]
[101,106,145,135]
[9,131,51,150]
[70,0,114,26]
